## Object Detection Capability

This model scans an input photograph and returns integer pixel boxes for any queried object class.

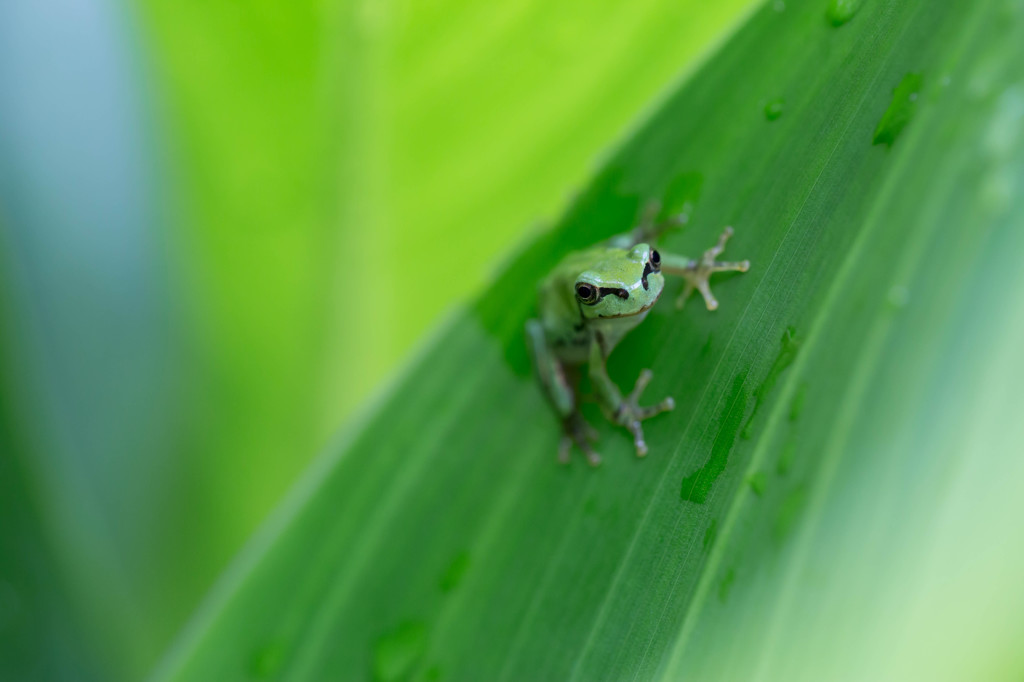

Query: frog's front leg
[526,320,602,466]
[660,226,750,310]
[588,337,675,457]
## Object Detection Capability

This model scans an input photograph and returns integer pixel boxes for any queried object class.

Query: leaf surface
[154,0,1024,680]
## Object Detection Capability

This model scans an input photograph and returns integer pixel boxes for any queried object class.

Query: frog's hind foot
[618,369,675,457]
[560,411,602,466]
[625,200,689,245]
[676,226,750,311]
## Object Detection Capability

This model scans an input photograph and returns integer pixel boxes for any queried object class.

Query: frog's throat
[596,296,659,319]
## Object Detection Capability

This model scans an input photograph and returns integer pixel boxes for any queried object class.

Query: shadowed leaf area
[153,0,1024,680]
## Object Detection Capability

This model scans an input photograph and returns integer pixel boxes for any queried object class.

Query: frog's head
[574,243,664,320]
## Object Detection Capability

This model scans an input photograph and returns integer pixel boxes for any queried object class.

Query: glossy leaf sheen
[154,0,1024,680]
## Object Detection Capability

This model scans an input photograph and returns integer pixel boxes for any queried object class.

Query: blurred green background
[0,0,760,679]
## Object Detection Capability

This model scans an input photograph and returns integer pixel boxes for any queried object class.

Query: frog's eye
[649,249,661,271]
[575,282,599,304]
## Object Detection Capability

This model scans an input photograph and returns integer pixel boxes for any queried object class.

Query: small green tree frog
[526,202,750,466]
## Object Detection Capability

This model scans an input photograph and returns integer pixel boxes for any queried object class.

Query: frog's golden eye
[650,249,661,271]
[575,282,599,304]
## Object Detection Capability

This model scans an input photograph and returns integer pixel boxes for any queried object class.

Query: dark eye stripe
[641,263,652,290]
[599,287,629,300]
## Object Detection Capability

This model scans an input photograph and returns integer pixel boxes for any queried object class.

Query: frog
[526,202,750,466]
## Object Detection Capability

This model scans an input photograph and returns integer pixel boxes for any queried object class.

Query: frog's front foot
[560,411,602,467]
[676,226,750,310]
[615,369,675,457]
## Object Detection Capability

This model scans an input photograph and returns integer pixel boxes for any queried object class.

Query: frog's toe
[618,373,674,457]
[628,368,654,401]
[627,419,649,457]
[558,436,573,465]
[558,434,601,466]
[676,282,696,310]
[561,411,603,466]
[626,370,675,420]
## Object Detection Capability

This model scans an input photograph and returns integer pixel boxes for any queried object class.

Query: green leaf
[152,0,1024,680]
[2,2,760,679]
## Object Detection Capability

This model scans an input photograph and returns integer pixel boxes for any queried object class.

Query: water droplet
[439,552,471,593]
[764,98,785,121]
[873,72,924,148]
[776,440,797,476]
[747,471,767,497]
[788,383,807,423]
[373,622,428,682]
[826,0,863,26]
[718,568,736,603]
[681,372,749,503]
[772,486,808,545]
[248,641,287,679]
[886,285,910,309]
[741,327,800,440]
[773,0,786,11]
[703,519,719,551]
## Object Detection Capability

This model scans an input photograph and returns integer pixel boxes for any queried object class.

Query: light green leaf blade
[125,0,760,663]
[153,0,1024,680]
[2,1,759,678]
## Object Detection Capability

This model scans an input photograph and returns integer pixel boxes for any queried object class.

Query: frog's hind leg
[526,320,601,466]
[560,410,602,467]
[604,200,687,249]
[526,320,575,418]
[612,199,690,248]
